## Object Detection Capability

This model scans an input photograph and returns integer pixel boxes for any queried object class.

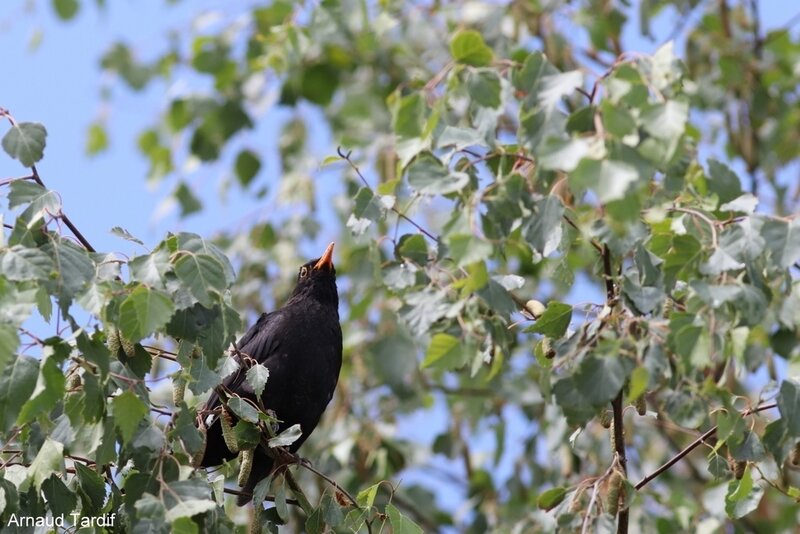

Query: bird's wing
[202,310,288,416]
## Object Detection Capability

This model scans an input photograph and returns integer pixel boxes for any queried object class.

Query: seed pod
[609,420,616,450]
[525,299,546,319]
[107,328,121,355]
[248,501,262,534]
[192,427,207,468]
[120,335,136,358]
[221,409,239,454]
[790,441,800,465]
[728,453,746,480]
[67,372,82,392]
[238,448,254,487]
[541,337,556,359]
[605,470,623,517]
[634,396,646,416]
[599,410,613,428]
[172,376,186,406]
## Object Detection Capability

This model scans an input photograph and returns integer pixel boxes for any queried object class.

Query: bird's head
[289,242,339,306]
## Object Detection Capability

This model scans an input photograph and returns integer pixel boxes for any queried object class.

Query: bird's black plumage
[198,243,342,505]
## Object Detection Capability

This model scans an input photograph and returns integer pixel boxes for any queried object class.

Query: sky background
[0,0,794,522]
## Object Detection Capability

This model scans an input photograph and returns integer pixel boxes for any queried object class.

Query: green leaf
[640,100,688,141]
[320,491,344,527]
[52,0,80,20]
[761,218,800,268]
[0,355,38,432]
[235,149,261,186]
[0,245,54,281]
[450,30,493,66]
[112,390,149,443]
[268,423,302,447]
[356,483,381,508]
[628,367,649,401]
[386,502,424,534]
[41,238,94,299]
[2,122,47,167]
[407,154,468,195]
[422,333,460,369]
[85,121,108,155]
[27,438,64,489]
[74,462,107,514]
[537,487,567,511]
[173,253,228,307]
[396,234,429,265]
[174,403,206,456]
[525,195,564,257]
[8,180,61,226]
[571,158,639,202]
[42,473,77,517]
[129,247,170,288]
[574,356,630,405]
[538,137,590,172]
[110,226,144,246]
[707,160,743,205]
[777,379,800,437]
[0,324,19,376]
[392,93,425,139]
[467,70,502,108]
[246,363,269,398]
[227,396,259,424]
[17,351,66,424]
[119,286,175,343]
[525,302,572,338]
[447,234,493,267]
[724,465,764,519]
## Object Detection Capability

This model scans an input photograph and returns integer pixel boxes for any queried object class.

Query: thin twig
[337,147,438,243]
[635,402,777,490]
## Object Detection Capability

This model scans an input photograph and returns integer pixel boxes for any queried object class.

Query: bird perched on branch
[197,242,342,505]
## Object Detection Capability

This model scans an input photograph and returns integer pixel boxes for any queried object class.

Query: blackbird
[197,242,342,505]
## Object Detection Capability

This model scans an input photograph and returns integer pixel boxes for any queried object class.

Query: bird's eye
[299,266,309,278]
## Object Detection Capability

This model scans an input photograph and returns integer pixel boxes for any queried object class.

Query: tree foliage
[2,1,800,532]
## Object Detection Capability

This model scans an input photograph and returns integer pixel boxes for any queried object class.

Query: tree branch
[635,402,777,490]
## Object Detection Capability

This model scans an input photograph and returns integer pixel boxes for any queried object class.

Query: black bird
[198,242,342,505]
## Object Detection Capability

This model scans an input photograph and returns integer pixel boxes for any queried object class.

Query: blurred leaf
[52,0,80,20]
[235,149,261,186]
[407,154,468,195]
[174,182,202,217]
[450,30,493,66]
[537,487,567,511]
[86,121,109,155]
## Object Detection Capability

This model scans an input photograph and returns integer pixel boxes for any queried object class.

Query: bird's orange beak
[313,242,335,271]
